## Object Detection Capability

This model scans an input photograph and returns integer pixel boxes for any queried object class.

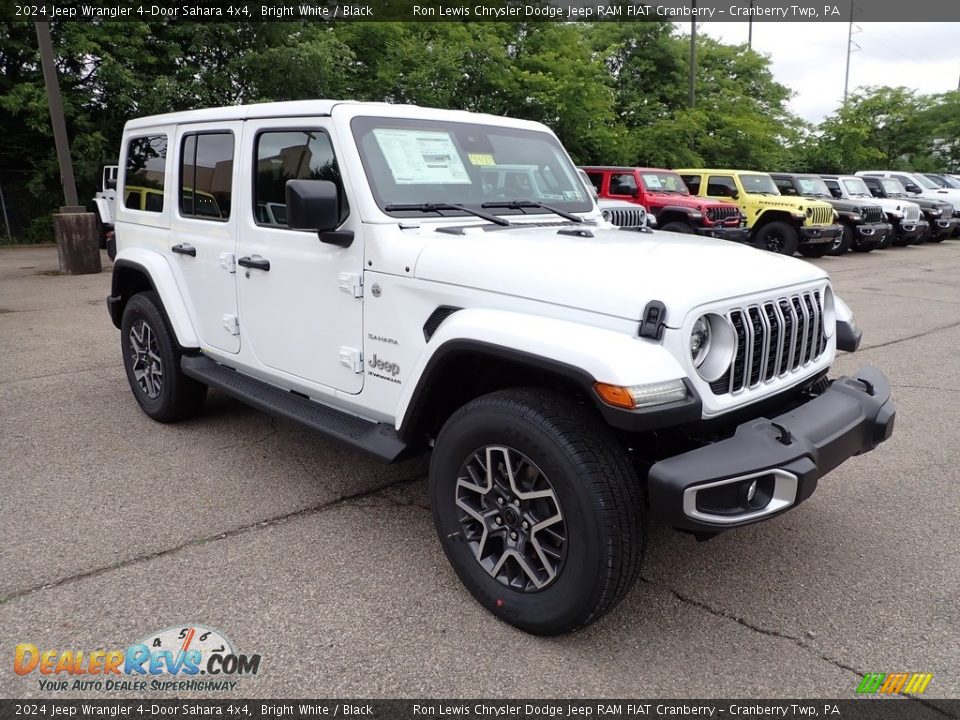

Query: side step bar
[181,355,413,464]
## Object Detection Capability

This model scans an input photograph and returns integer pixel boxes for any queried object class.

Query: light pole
[748,0,754,48]
[689,1,696,108]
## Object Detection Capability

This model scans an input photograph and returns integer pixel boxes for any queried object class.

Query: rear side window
[707,175,737,197]
[124,135,167,212]
[680,174,701,194]
[609,173,638,196]
[180,132,234,220]
[254,130,347,228]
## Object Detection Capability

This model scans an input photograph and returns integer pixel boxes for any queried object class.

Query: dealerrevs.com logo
[14,625,262,692]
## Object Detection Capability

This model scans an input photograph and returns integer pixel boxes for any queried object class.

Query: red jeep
[582,166,749,242]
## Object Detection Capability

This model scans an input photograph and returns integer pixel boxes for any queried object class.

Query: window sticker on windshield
[642,174,662,189]
[468,153,495,167]
[373,128,471,185]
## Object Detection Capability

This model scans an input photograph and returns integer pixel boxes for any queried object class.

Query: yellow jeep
[674,169,841,256]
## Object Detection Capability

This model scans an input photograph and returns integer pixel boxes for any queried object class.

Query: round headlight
[690,316,711,367]
[691,313,736,382]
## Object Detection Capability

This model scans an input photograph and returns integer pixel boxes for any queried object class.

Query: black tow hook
[857,377,876,396]
[770,422,793,446]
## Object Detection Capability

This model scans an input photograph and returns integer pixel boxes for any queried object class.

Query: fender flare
[109,249,199,348]
[395,308,698,439]
[92,197,114,227]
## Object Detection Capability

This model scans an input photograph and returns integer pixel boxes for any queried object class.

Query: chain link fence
[0,170,57,244]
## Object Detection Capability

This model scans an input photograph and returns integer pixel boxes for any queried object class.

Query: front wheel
[753,221,799,255]
[798,244,831,258]
[660,221,695,234]
[429,388,645,635]
[120,291,207,422]
[827,224,855,256]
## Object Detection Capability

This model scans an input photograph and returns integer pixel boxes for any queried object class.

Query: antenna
[843,4,862,104]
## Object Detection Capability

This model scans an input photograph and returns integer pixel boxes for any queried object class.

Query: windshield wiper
[481,200,585,223]
[384,202,511,226]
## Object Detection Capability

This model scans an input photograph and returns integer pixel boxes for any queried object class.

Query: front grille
[861,205,884,223]
[809,205,833,225]
[706,205,740,224]
[604,207,646,228]
[708,289,828,396]
[903,204,920,222]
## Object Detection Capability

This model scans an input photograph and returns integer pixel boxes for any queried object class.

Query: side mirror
[731,190,739,200]
[285,179,352,247]
[905,184,921,194]
[105,178,117,190]
[632,187,642,198]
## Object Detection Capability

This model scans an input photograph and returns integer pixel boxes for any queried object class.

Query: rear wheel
[660,221,695,234]
[121,291,207,422]
[754,221,799,255]
[429,388,645,635]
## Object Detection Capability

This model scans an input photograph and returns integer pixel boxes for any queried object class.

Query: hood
[413,222,826,323]
[646,192,729,211]
[750,194,832,212]
[849,194,916,213]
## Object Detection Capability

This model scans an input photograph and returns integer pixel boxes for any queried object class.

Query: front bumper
[696,226,751,243]
[895,219,928,242]
[647,365,895,533]
[932,217,959,237]
[854,221,892,243]
[799,223,843,244]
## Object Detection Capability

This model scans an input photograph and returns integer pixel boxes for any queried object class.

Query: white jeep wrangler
[107,101,895,635]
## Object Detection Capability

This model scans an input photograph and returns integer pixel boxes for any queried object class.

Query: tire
[660,221,695,234]
[429,388,645,635]
[95,214,108,249]
[753,221,799,255]
[120,291,207,423]
[798,244,831,258]
[827,224,855,256]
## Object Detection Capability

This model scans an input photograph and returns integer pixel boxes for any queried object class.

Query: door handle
[171,243,196,257]
[238,255,270,271]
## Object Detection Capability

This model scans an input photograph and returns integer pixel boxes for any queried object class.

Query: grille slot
[715,289,828,396]
[903,204,920,222]
[861,205,884,223]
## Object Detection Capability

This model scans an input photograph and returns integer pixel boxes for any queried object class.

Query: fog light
[746,479,757,503]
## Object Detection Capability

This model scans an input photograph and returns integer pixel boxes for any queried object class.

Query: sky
[687,22,960,124]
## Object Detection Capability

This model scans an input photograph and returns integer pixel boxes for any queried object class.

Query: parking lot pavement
[1,242,958,702]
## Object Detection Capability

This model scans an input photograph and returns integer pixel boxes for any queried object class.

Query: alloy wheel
[129,319,163,399]
[455,445,566,592]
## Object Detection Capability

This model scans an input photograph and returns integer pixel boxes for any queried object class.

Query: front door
[236,119,364,393]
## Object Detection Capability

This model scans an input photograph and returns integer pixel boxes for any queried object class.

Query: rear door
[168,123,242,353]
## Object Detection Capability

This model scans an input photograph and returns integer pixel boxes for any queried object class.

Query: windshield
[740,174,779,195]
[795,176,831,196]
[351,116,591,217]
[913,174,938,190]
[842,178,872,196]
[640,171,689,194]
[881,178,907,194]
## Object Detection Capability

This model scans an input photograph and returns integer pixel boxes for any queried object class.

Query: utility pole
[34,21,100,274]
[748,0,754,48]
[35,22,80,210]
[689,1,696,108]
[843,4,861,104]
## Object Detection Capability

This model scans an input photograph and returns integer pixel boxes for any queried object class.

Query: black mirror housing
[285,179,352,247]
[105,178,117,190]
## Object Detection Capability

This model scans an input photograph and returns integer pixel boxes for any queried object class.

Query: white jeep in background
[92,164,118,250]
[107,100,895,635]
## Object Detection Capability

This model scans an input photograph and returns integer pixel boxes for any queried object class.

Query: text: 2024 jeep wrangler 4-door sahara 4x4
[107,101,896,635]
